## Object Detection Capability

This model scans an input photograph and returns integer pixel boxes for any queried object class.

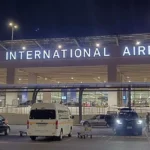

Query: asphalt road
[0,125,150,150]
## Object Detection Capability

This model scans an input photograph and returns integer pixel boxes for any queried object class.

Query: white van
[27,103,74,141]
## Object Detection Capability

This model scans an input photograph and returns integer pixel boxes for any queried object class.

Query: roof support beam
[34,40,43,49]
[74,38,80,47]
[115,36,119,46]
[0,42,7,50]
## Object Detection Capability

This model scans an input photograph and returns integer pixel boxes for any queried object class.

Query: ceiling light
[136,41,141,45]
[80,81,83,83]
[127,76,130,79]
[58,45,62,49]
[57,81,60,84]
[22,46,26,50]
[71,77,74,80]
[98,77,100,79]
[96,43,100,47]
[45,78,47,80]
[19,78,21,81]
[129,80,131,82]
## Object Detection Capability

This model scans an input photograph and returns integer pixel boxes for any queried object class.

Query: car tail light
[56,120,58,129]
[27,120,29,129]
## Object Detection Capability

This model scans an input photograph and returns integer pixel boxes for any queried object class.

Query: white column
[108,92,118,107]
[28,74,37,101]
[6,91,18,106]
[43,89,51,103]
[6,68,18,106]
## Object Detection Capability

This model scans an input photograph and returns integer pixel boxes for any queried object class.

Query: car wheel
[58,130,63,141]
[4,127,10,136]
[30,136,36,141]
[83,122,90,127]
[68,127,72,137]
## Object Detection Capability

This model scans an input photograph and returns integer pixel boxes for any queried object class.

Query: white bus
[27,103,74,141]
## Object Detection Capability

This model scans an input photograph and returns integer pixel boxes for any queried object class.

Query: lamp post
[9,22,18,40]
[9,22,18,49]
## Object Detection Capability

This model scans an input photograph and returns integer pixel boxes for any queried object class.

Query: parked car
[0,115,10,135]
[114,110,143,135]
[80,114,108,127]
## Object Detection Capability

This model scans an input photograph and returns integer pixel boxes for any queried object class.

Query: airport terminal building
[0,33,150,109]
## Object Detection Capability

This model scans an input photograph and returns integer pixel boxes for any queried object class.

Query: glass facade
[49,90,108,107]
[131,90,150,107]
[1,89,150,107]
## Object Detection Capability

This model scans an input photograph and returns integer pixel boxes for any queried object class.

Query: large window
[82,91,108,107]
[29,109,56,119]
[131,90,150,107]
[49,90,108,107]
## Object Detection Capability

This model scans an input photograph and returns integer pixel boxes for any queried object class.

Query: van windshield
[29,109,56,119]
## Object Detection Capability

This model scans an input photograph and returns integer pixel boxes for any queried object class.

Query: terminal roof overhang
[1,82,150,92]
[1,33,150,51]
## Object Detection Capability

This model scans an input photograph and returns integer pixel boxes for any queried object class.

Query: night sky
[0,0,150,40]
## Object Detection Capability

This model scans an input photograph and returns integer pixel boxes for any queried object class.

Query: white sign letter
[27,51,33,59]
[70,49,73,58]
[10,52,16,60]
[53,50,60,58]
[43,50,50,59]
[61,49,67,58]
[133,46,136,55]
[148,46,150,55]
[104,48,110,56]
[138,46,146,55]
[75,49,82,58]
[6,52,8,60]
[94,48,101,57]
[34,50,41,59]
[83,48,91,57]
[123,47,131,56]
[18,51,24,59]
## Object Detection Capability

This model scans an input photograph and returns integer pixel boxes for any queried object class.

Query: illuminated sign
[122,45,150,56]
[6,48,110,60]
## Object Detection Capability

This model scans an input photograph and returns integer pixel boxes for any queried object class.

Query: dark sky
[0,0,150,40]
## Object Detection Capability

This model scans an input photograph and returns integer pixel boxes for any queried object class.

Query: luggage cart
[19,131,27,137]
[77,125,92,139]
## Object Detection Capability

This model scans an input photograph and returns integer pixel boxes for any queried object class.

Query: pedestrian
[146,112,150,132]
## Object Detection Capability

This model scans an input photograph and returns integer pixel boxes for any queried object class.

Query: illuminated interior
[0,65,150,107]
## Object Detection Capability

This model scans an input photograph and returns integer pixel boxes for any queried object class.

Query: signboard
[6,48,110,60]
[5,45,150,61]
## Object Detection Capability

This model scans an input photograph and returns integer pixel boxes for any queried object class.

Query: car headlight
[116,119,122,125]
[137,120,143,125]
[80,120,84,124]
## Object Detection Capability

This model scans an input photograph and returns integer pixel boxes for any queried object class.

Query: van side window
[58,110,69,119]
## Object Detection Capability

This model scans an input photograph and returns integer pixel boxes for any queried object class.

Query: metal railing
[0,106,106,115]
[0,106,150,115]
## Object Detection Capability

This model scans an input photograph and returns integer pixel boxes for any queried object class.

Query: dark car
[105,114,117,127]
[114,110,143,136]
[0,115,10,135]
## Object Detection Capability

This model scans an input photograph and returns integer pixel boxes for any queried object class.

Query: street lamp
[9,22,18,41]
